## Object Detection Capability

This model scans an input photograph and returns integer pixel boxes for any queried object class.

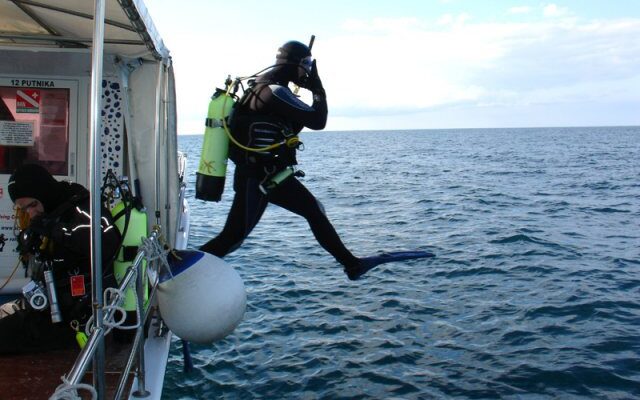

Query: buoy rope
[141,234,172,278]
[50,375,97,400]
[103,286,140,331]
[84,233,170,336]
[84,281,137,336]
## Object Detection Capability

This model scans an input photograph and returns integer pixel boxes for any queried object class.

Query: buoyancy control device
[195,82,236,202]
[196,58,314,201]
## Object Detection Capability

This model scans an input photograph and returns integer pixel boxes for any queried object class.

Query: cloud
[543,4,569,18]
[149,1,640,132]
[343,17,425,34]
[323,14,640,124]
[437,13,472,27]
[326,14,495,111]
[509,6,532,15]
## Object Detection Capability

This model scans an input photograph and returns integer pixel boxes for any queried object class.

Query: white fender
[157,250,246,344]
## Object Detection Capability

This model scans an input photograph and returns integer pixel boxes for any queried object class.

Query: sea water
[162,127,640,399]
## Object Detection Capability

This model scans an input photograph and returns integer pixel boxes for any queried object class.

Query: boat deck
[0,337,135,400]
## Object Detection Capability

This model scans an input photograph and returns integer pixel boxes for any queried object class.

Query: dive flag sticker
[70,275,86,297]
[16,89,40,113]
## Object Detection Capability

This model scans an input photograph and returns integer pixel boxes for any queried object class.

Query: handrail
[113,285,157,400]
[58,227,163,398]
[114,273,161,400]
[88,0,107,397]
[131,239,150,398]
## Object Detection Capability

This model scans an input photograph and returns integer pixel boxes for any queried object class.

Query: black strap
[205,118,223,128]
[122,246,138,262]
[112,203,131,222]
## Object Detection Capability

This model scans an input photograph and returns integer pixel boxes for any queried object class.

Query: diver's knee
[227,240,244,254]
[315,198,326,216]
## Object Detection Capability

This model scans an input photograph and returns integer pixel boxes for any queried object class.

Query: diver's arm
[49,204,121,272]
[264,84,328,130]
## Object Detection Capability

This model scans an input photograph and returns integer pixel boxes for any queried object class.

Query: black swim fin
[345,250,435,281]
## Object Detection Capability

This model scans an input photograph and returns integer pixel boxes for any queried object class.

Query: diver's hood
[276,40,311,64]
[270,40,312,86]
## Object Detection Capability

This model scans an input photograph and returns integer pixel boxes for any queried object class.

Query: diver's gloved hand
[16,215,56,255]
[17,229,39,255]
[306,60,325,98]
[17,225,45,256]
[25,215,53,236]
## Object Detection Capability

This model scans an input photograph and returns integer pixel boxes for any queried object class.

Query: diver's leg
[269,177,360,268]
[270,178,435,280]
[200,176,269,257]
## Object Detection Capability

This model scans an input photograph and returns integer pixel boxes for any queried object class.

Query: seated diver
[0,164,120,354]
[199,40,433,280]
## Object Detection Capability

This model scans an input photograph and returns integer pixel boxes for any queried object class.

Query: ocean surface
[163,127,640,399]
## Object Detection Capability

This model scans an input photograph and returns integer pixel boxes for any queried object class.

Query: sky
[144,0,640,133]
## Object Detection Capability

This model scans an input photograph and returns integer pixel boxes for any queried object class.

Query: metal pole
[65,327,104,385]
[154,62,164,226]
[89,0,106,397]
[117,58,143,198]
[163,66,171,242]
[115,285,159,400]
[132,257,150,398]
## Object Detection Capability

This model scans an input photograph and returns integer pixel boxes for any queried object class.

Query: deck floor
[0,337,134,400]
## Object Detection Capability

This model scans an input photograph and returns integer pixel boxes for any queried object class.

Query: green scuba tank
[111,200,148,311]
[196,88,235,201]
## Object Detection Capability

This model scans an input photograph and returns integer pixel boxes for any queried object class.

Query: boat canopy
[0,0,168,60]
[0,0,181,293]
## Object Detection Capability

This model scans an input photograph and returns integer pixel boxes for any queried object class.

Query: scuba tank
[196,84,236,202]
[111,184,148,314]
[101,171,147,342]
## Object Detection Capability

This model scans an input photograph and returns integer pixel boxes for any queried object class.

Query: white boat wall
[0,1,187,399]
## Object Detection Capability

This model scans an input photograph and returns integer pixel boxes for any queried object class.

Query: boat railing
[51,226,168,400]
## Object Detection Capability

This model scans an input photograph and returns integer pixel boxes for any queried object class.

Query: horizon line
[178,124,640,135]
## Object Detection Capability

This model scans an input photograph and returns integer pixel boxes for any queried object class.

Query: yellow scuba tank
[196,88,236,202]
[111,200,148,311]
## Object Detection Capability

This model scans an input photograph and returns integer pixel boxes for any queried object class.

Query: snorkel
[294,34,315,94]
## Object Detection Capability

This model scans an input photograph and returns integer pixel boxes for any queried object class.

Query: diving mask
[300,56,314,73]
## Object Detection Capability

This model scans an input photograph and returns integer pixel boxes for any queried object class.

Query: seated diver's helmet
[275,40,313,85]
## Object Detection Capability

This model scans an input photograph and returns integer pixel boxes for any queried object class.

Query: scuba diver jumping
[199,39,433,280]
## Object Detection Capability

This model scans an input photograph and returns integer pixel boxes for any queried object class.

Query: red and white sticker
[70,275,86,297]
[16,89,40,113]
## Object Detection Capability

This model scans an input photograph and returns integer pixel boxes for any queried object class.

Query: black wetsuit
[0,183,120,354]
[200,66,360,269]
